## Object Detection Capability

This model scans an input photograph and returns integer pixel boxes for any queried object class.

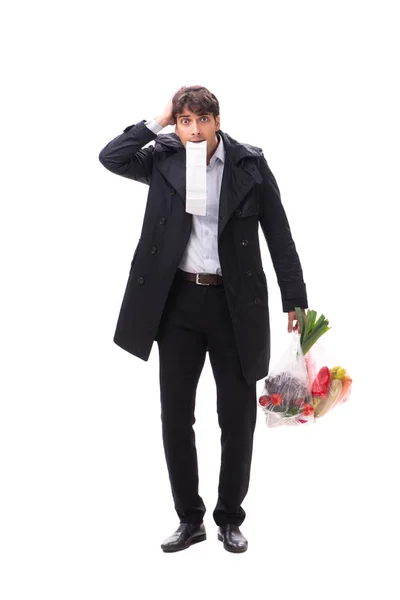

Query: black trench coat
[99,120,308,385]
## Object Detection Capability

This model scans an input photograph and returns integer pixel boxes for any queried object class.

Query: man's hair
[172,86,220,121]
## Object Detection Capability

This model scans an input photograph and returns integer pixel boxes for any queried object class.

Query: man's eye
[182,119,189,125]
[201,117,208,122]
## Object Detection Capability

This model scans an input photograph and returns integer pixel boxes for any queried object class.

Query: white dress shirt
[145,119,225,276]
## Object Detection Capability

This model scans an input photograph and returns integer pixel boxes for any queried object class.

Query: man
[99,86,308,553]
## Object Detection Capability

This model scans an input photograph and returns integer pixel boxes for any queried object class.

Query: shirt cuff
[145,119,164,134]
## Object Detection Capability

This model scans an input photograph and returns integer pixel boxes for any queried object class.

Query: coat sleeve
[258,155,308,313]
[98,120,158,185]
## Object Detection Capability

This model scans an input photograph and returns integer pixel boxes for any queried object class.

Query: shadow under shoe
[161,522,207,553]
[218,524,248,553]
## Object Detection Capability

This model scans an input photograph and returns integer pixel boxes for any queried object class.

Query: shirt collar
[208,134,225,168]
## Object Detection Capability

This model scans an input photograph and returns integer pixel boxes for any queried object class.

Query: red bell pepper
[311,366,331,398]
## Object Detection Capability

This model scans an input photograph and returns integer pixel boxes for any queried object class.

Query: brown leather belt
[177,269,224,286]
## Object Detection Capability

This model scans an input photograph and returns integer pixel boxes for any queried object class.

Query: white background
[1,1,399,598]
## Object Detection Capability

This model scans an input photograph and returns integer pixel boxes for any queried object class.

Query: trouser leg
[156,278,208,524]
[205,286,257,526]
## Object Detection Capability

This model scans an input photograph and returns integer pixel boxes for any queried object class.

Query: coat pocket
[254,269,269,307]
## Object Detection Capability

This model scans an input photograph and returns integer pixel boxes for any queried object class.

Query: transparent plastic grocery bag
[258,332,315,427]
[304,340,353,419]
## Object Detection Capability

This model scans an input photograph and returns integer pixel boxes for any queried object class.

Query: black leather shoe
[218,524,248,553]
[161,522,206,553]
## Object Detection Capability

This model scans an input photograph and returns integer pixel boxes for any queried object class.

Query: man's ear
[215,115,221,131]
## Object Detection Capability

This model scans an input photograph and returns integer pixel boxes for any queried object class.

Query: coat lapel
[218,157,262,239]
[155,149,186,202]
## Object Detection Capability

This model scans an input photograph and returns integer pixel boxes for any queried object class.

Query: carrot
[337,376,352,404]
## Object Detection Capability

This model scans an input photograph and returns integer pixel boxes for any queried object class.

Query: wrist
[154,115,173,128]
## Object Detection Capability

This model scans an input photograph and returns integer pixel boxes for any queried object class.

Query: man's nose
[191,123,201,136]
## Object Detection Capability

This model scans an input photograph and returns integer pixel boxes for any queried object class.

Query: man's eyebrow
[178,114,209,118]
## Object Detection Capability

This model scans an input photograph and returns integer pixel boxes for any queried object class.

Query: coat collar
[154,130,263,239]
[153,129,263,164]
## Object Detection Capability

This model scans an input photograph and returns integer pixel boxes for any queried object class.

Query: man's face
[174,106,220,150]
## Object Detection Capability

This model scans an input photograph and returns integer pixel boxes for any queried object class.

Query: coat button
[253,297,259,304]
[137,277,145,284]
[159,217,166,225]
[170,189,176,195]
[150,246,157,254]
[241,239,248,246]
[245,269,252,276]
[235,208,242,217]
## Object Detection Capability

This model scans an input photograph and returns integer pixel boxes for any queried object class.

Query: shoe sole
[161,533,207,553]
[217,533,248,553]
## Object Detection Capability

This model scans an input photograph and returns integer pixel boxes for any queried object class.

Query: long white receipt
[186,141,207,215]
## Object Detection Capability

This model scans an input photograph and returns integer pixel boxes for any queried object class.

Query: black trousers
[156,269,257,526]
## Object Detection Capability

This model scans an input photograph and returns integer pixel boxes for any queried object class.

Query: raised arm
[98,88,184,185]
[99,120,158,185]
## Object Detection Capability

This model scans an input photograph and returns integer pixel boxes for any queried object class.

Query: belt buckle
[196,273,210,286]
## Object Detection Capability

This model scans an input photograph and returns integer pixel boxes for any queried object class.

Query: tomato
[270,393,283,406]
[302,404,314,416]
[259,395,269,407]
